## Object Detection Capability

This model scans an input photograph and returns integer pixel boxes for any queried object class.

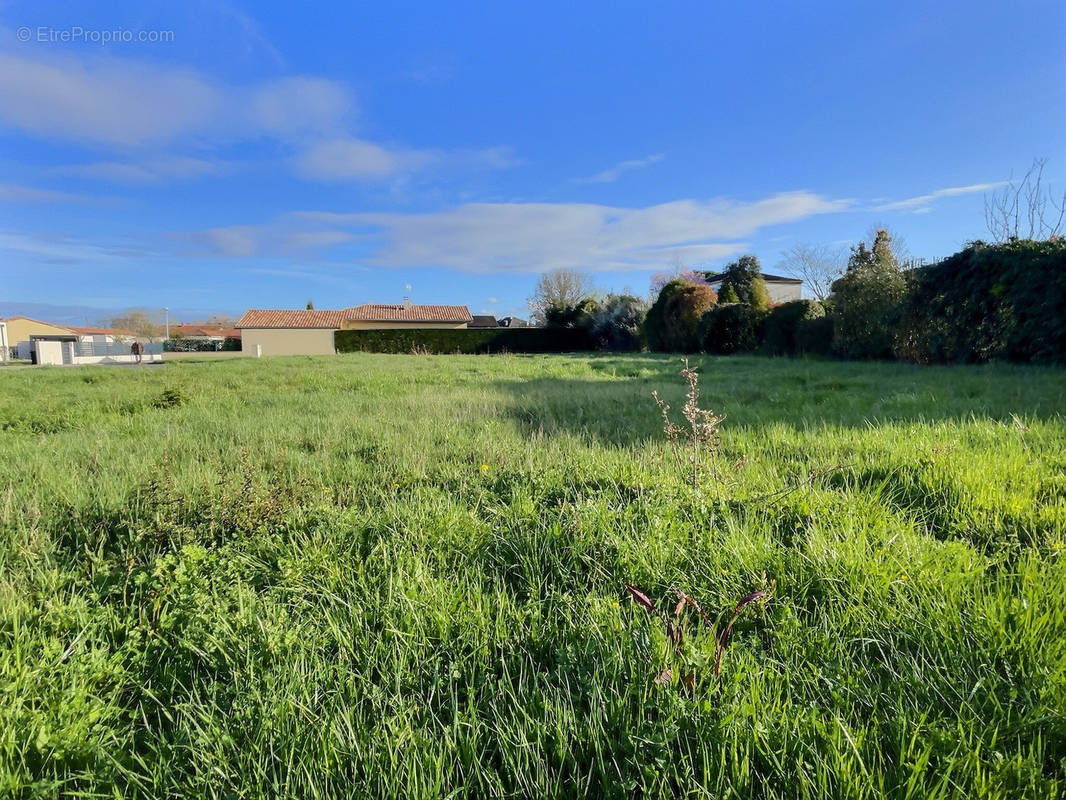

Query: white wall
[767,283,802,303]
[35,340,65,365]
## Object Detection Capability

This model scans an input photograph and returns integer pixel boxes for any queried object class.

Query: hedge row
[164,337,242,352]
[896,239,1066,364]
[335,328,592,354]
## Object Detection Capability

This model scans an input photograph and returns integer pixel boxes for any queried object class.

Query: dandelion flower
[480,464,489,471]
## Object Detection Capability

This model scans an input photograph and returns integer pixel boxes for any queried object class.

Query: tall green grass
[1,354,1064,798]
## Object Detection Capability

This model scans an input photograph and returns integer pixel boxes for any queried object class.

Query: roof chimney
[403,296,412,309]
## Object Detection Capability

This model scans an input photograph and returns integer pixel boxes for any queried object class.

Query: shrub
[795,315,834,356]
[589,294,648,351]
[829,230,907,359]
[895,238,1066,364]
[712,254,762,306]
[644,280,718,352]
[750,277,771,311]
[544,297,598,331]
[762,300,826,356]
[717,283,740,304]
[334,328,591,354]
[164,337,241,352]
[644,280,683,351]
[700,303,766,354]
[153,387,189,409]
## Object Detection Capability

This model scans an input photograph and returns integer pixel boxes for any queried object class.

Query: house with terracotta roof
[236,300,474,356]
[174,323,241,341]
[1,316,77,360]
[69,326,139,344]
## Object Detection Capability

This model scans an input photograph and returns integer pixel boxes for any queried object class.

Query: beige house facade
[702,272,804,304]
[1,317,76,358]
[237,303,474,356]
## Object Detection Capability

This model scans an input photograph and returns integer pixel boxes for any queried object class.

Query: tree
[750,276,771,311]
[649,268,710,297]
[589,294,648,350]
[829,229,907,358]
[528,269,597,325]
[644,280,717,352]
[306,300,315,310]
[778,243,846,301]
[544,297,598,330]
[109,309,163,339]
[985,157,1066,242]
[715,254,762,305]
[206,313,237,326]
[718,283,740,304]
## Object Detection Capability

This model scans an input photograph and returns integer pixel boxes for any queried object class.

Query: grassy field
[1,353,1065,798]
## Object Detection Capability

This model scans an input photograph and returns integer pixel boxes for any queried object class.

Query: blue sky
[1,0,1064,322]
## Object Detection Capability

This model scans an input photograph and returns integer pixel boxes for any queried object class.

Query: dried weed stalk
[652,358,726,496]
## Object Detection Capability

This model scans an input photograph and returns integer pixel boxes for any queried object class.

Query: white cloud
[249,77,353,138]
[295,138,433,180]
[55,156,228,183]
[0,51,221,146]
[0,51,355,148]
[284,190,850,272]
[179,222,361,258]
[0,48,513,185]
[875,182,1006,213]
[0,183,86,203]
[577,153,666,184]
[281,231,356,249]
[0,231,149,263]
[294,139,519,181]
[193,226,262,258]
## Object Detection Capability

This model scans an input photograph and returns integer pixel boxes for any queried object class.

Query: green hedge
[164,337,242,352]
[762,300,826,356]
[895,239,1066,364]
[335,328,593,354]
[699,303,766,354]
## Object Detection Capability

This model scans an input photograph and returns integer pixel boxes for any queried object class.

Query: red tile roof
[175,323,241,338]
[346,304,473,323]
[236,304,473,328]
[236,309,349,329]
[69,326,138,337]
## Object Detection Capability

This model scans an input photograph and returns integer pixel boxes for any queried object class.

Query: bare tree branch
[985,158,1065,241]
[777,243,845,301]
[527,269,597,325]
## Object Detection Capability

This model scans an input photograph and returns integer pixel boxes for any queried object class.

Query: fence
[75,341,162,357]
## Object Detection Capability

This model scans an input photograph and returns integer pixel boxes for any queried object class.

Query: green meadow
[1,353,1065,798]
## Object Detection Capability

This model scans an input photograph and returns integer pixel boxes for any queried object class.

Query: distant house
[700,271,803,304]
[0,317,157,365]
[1,316,77,360]
[69,326,138,344]
[469,315,499,328]
[174,323,241,342]
[498,316,529,328]
[236,301,474,356]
